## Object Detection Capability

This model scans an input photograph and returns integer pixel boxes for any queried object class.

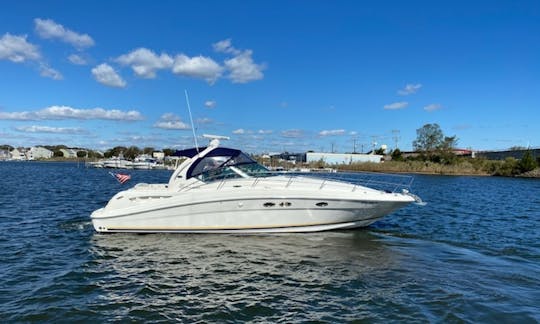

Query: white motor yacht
[91,135,422,233]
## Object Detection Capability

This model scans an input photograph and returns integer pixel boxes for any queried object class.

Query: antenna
[184,90,199,151]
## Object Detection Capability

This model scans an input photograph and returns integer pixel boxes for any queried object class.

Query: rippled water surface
[1,162,539,322]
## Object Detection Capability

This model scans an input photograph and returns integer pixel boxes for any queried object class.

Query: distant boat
[102,155,131,169]
[129,154,163,170]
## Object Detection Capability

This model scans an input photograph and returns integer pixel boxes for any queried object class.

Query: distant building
[60,148,78,158]
[476,148,539,160]
[306,152,383,164]
[0,150,9,160]
[270,152,306,164]
[153,151,165,160]
[27,146,53,160]
[10,148,27,160]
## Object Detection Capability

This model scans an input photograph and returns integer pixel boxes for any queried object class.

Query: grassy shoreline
[327,159,540,178]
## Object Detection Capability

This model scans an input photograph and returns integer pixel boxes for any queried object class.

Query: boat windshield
[187,150,270,182]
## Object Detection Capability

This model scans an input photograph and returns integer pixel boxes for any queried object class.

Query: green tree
[76,150,87,158]
[391,148,404,161]
[413,123,444,153]
[162,148,175,156]
[143,147,155,155]
[124,146,141,160]
[519,151,537,173]
[104,146,127,158]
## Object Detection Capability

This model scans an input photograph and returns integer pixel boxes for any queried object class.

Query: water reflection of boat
[91,135,421,233]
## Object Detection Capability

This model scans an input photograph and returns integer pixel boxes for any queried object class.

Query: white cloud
[319,129,346,137]
[349,131,358,136]
[258,129,273,135]
[398,83,422,95]
[196,117,213,124]
[0,33,41,62]
[172,54,223,84]
[68,54,87,65]
[204,100,217,109]
[281,129,304,138]
[154,113,190,130]
[383,101,408,110]
[116,48,173,79]
[0,106,143,121]
[213,38,241,55]
[15,125,85,134]
[39,63,63,80]
[34,18,94,49]
[424,103,442,112]
[214,39,265,83]
[232,128,245,134]
[224,49,265,83]
[91,63,126,88]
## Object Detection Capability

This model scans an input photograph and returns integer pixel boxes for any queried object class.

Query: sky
[1,0,539,154]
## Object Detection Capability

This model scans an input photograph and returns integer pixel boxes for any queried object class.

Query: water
[1,162,539,322]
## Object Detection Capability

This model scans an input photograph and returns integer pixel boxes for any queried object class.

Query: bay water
[0,162,539,322]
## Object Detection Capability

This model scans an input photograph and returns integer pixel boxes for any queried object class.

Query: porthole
[316,202,328,207]
[263,202,275,207]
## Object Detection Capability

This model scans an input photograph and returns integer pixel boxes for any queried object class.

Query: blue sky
[1,1,538,153]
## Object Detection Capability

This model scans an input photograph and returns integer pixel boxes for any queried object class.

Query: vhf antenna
[184,90,199,152]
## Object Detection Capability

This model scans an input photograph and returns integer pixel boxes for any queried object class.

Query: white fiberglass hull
[91,182,414,233]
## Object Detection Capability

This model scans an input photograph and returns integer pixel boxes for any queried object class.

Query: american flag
[109,172,131,184]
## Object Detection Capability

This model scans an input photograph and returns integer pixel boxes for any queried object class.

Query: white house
[306,152,383,164]
[10,148,27,160]
[152,151,165,160]
[27,146,53,160]
[60,148,78,158]
[0,150,10,160]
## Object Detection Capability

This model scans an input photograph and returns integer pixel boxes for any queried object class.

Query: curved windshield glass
[187,150,271,182]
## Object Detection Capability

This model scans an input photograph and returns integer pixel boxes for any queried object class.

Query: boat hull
[91,195,412,233]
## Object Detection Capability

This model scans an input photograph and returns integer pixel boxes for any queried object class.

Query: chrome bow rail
[181,170,415,194]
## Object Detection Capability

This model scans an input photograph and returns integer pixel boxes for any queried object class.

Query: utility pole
[392,129,400,150]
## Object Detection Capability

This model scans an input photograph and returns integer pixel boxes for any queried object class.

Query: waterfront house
[10,148,27,160]
[0,149,9,160]
[60,148,78,158]
[27,146,53,160]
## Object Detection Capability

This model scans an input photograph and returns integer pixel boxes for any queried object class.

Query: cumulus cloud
[319,129,346,137]
[0,33,41,62]
[204,100,217,109]
[224,50,265,83]
[153,113,190,130]
[68,54,87,65]
[116,48,173,79]
[196,117,213,124]
[398,83,422,95]
[0,106,143,121]
[383,101,408,110]
[91,63,126,88]
[424,103,442,112]
[34,18,94,49]
[281,129,304,138]
[213,38,241,55]
[15,125,85,134]
[258,129,273,135]
[172,54,223,84]
[39,63,63,80]
[0,33,64,80]
[232,128,245,135]
[214,39,265,83]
